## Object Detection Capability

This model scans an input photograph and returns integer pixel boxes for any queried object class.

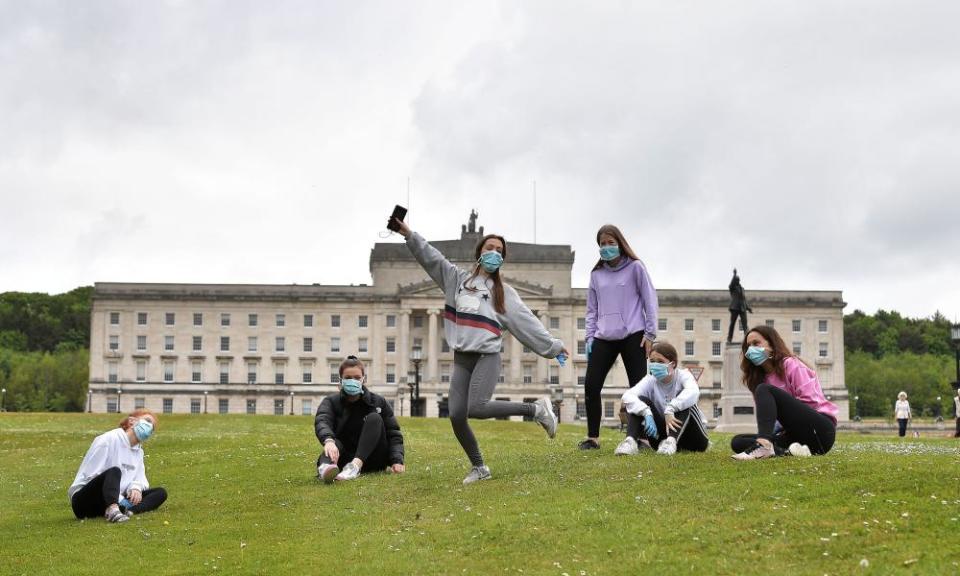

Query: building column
[509,334,522,383]
[398,310,410,388]
[427,308,440,383]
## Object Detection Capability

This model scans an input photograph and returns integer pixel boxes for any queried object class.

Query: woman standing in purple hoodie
[579,224,659,450]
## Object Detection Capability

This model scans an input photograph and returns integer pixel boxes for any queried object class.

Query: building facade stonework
[88,223,849,424]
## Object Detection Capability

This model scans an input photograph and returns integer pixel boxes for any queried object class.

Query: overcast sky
[2,1,958,319]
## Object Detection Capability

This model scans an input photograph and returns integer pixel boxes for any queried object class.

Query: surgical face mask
[133,419,154,442]
[599,245,620,261]
[648,361,671,381]
[479,250,503,273]
[745,346,769,366]
[341,378,363,396]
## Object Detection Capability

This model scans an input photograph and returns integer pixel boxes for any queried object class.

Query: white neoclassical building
[88,217,849,425]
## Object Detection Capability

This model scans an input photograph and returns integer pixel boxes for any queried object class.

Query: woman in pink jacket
[731,325,838,460]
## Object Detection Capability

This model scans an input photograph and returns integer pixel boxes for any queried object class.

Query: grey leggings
[451,351,536,467]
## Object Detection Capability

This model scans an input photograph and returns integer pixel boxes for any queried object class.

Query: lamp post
[854,395,861,422]
[87,389,92,413]
[952,323,960,397]
[1,387,6,412]
[410,346,422,417]
[116,388,122,414]
[935,395,943,425]
[551,387,564,424]
[289,391,294,415]
[204,390,208,414]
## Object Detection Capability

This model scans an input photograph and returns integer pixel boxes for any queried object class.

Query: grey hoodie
[406,232,564,357]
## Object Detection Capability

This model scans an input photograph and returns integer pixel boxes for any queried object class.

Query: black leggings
[897,418,909,437]
[584,331,648,438]
[625,395,709,452]
[730,384,836,455]
[317,412,391,472]
[70,467,167,519]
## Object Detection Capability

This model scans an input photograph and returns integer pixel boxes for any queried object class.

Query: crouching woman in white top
[616,342,709,455]
[68,410,167,523]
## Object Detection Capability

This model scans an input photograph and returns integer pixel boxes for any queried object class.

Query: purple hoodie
[586,258,658,343]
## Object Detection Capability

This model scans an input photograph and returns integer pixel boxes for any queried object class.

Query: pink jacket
[764,357,838,424]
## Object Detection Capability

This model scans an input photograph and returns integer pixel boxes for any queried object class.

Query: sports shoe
[614,436,640,456]
[788,442,812,457]
[318,463,340,484]
[578,439,600,450]
[105,506,129,523]
[731,441,777,461]
[462,465,492,485]
[656,436,678,455]
[335,461,361,481]
[533,398,557,439]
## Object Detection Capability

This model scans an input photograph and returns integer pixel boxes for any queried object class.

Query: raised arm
[499,286,565,359]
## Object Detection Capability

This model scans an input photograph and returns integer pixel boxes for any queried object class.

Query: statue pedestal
[715,343,758,433]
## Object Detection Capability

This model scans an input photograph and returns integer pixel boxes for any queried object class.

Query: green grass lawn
[1,413,959,575]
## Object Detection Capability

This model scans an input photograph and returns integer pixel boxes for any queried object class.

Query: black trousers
[954,417,960,438]
[897,418,909,437]
[727,310,748,342]
[625,395,709,452]
[731,384,836,455]
[317,412,391,472]
[70,467,167,519]
[584,331,648,438]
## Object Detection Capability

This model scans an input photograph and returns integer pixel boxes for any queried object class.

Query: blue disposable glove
[643,413,658,439]
[556,352,567,367]
[586,339,593,361]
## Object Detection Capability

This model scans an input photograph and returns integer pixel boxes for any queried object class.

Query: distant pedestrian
[894,391,911,438]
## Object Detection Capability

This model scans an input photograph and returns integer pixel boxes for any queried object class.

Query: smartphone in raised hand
[387,205,407,232]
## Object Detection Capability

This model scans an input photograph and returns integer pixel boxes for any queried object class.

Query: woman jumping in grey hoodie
[391,214,569,484]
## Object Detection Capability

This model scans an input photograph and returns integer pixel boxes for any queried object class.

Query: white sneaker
[533,398,557,439]
[462,465,492,485]
[731,441,776,461]
[318,463,339,484]
[656,437,677,455]
[334,461,361,481]
[614,436,639,456]
[788,442,812,457]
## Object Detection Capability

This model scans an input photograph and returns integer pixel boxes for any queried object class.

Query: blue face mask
[479,250,503,273]
[133,419,153,442]
[745,346,769,366]
[341,378,363,396]
[648,361,671,381]
[599,245,620,261]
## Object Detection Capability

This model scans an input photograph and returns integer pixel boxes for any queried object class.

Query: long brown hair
[739,325,793,392]
[593,224,641,270]
[119,409,158,431]
[465,234,507,314]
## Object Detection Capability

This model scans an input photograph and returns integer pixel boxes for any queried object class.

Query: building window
[275,368,285,385]
[219,362,229,385]
[577,317,586,330]
[549,365,559,385]
[137,335,146,351]
[386,364,396,384]
[136,361,146,382]
[523,364,533,384]
[522,344,531,354]
[414,337,423,350]
[221,313,231,327]
[303,337,313,353]
[137,312,147,326]
[658,318,668,332]
[576,400,586,419]
[302,367,313,383]
[220,336,230,352]
[274,399,284,416]
[330,337,340,353]
[441,363,451,383]
[358,315,368,328]
[193,313,203,327]
[577,340,586,356]
[413,315,423,328]
[357,337,368,353]
[134,397,145,410]
[163,361,174,383]
[192,336,202,352]
[106,398,118,413]
[246,399,256,415]
[190,399,201,414]
[818,320,828,333]
[578,365,586,386]
[386,315,396,328]
[604,401,615,419]
[386,337,395,353]
[792,319,801,333]
[549,316,560,330]
[275,313,285,327]
[301,399,313,416]
[441,339,450,353]
[108,362,118,383]
[819,342,828,358]
[219,399,229,414]
[247,363,257,384]
[164,335,174,351]
[248,337,257,352]
[163,398,173,414]
[165,313,175,326]
[711,319,721,332]
[712,341,722,357]
[331,314,340,328]
[684,318,694,331]
[330,363,340,383]
[765,319,775,328]
[498,366,505,383]
[303,314,313,327]
[792,342,802,355]
[818,366,832,387]
[109,335,119,351]
[684,341,695,356]
[275,337,285,353]
[110,312,120,325]
[248,313,258,327]
[191,360,202,383]
[712,366,722,389]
